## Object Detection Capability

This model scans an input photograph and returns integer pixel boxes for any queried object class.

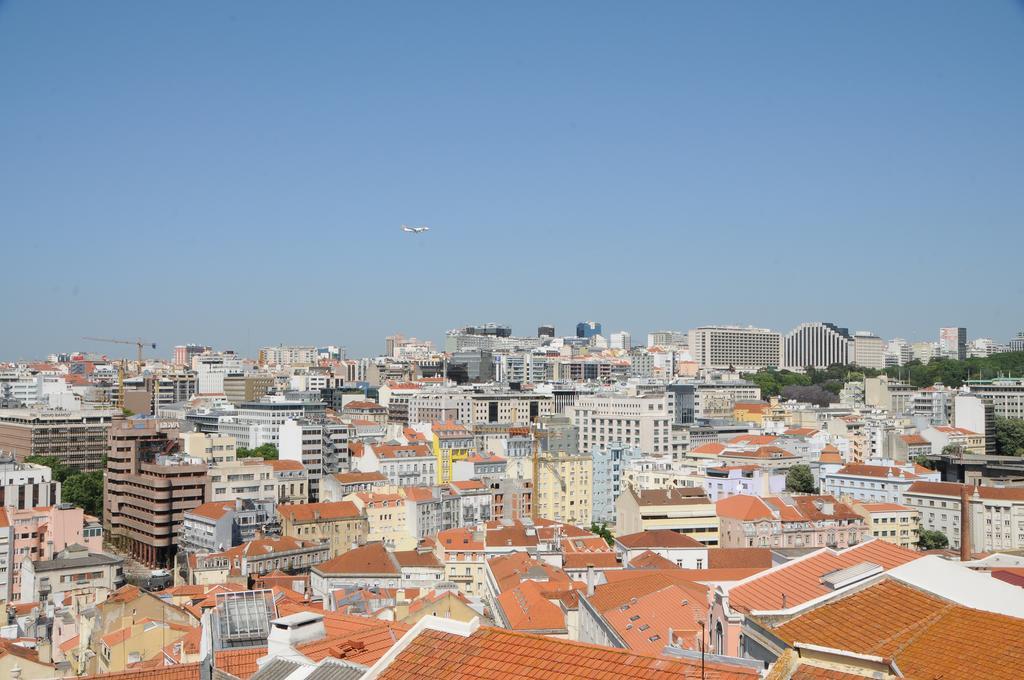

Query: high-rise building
[939,327,968,361]
[852,332,886,370]
[647,330,687,348]
[784,322,852,369]
[173,344,210,367]
[537,324,555,338]
[687,326,782,371]
[0,408,118,472]
[609,331,632,350]
[258,345,318,367]
[576,321,602,338]
[885,338,913,367]
[105,418,209,567]
[1010,331,1024,353]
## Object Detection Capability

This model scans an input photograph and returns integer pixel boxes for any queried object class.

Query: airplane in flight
[401,224,430,234]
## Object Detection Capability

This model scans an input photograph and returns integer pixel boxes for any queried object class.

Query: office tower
[576,321,602,338]
[852,332,886,370]
[939,327,968,361]
[537,324,555,338]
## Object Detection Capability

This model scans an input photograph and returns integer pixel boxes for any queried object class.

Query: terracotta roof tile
[497,579,567,632]
[707,548,773,569]
[375,627,758,679]
[727,541,919,614]
[616,529,704,549]
[79,664,202,680]
[628,551,679,570]
[771,579,1024,680]
[278,501,363,522]
[314,542,399,576]
[334,471,388,484]
[214,647,266,679]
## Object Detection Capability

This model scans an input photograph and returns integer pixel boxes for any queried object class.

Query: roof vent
[819,562,883,590]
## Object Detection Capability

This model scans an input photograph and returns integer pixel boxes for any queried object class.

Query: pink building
[7,504,103,600]
[716,494,869,550]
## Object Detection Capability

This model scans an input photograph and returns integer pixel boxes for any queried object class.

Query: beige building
[345,492,415,550]
[904,481,1024,553]
[615,487,719,546]
[534,451,592,525]
[851,502,920,549]
[179,431,236,463]
[566,388,676,457]
[223,373,274,406]
[278,500,368,557]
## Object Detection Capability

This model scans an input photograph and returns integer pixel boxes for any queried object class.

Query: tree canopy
[785,464,817,494]
[995,418,1024,456]
[589,522,614,547]
[237,444,279,460]
[27,455,104,518]
[918,529,949,551]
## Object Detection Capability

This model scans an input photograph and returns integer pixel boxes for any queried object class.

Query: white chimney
[266,612,326,662]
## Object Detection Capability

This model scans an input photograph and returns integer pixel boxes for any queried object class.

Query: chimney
[266,612,326,662]
[960,483,971,561]
[586,565,596,597]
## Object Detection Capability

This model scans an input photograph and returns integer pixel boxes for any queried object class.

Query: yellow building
[434,527,486,596]
[614,487,719,546]
[733,401,770,426]
[278,501,369,557]
[534,451,592,525]
[345,492,415,551]
[851,502,920,550]
[431,421,474,484]
[97,619,196,674]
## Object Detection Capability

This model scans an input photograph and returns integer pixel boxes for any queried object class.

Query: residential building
[258,345,318,367]
[222,373,275,406]
[278,501,368,557]
[179,498,278,554]
[310,542,445,598]
[615,488,719,545]
[186,536,328,583]
[851,502,920,549]
[851,331,886,370]
[430,421,474,484]
[173,344,210,366]
[716,494,869,549]
[921,425,986,455]
[0,407,117,471]
[821,464,923,505]
[279,418,324,501]
[320,471,388,501]
[783,322,852,369]
[19,543,124,603]
[408,387,554,426]
[104,418,210,567]
[567,388,675,456]
[6,503,103,600]
[963,377,1024,420]
[613,529,709,568]
[534,450,592,525]
[953,393,996,454]
[352,442,436,488]
[346,492,413,550]
[939,326,968,360]
[0,453,60,509]
[688,326,782,371]
[903,481,1024,552]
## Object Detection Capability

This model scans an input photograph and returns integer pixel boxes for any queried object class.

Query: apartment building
[279,418,323,501]
[19,543,124,604]
[963,378,1024,420]
[688,326,782,371]
[5,503,102,601]
[431,421,475,484]
[850,502,920,549]
[222,373,275,406]
[0,407,117,471]
[716,494,868,549]
[615,487,719,545]
[533,451,592,525]
[215,394,326,448]
[104,418,210,567]
[278,501,368,557]
[352,442,436,487]
[821,464,924,505]
[258,345,318,367]
[0,453,60,509]
[904,481,1024,553]
[408,388,554,426]
[567,388,675,456]
[851,332,886,370]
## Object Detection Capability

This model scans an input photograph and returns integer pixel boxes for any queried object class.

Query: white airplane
[401,224,430,234]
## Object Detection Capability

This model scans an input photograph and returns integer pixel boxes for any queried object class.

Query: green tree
[912,454,935,470]
[590,522,614,547]
[917,529,949,551]
[236,444,279,460]
[994,418,1024,456]
[62,470,105,518]
[785,464,817,493]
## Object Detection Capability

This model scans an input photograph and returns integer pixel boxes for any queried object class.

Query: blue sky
[2,1,1023,360]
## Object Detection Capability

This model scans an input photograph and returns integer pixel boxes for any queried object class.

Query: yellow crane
[82,337,156,409]
[82,336,157,367]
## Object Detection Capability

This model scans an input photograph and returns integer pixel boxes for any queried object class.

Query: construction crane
[82,337,157,367]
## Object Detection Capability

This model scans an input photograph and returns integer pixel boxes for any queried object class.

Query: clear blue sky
[2,1,1023,360]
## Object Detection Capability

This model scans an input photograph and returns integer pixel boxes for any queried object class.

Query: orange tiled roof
[80,665,202,680]
[602,582,704,654]
[375,626,758,679]
[314,542,399,576]
[588,572,708,614]
[907,480,1024,501]
[729,434,777,446]
[690,443,726,455]
[859,502,915,513]
[900,433,929,445]
[727,541,919,614]
[716,494,774,521]
[278,501,362,522]
[214,647,266,679]
[834,464,917,479]
[771,578,1024,680]
[334,471,388,484]
[266,459,305,471]
[784,428,819,436]
[437,527,484,551]
[497,579,567,632]
[628,551,679,570]
[187,501,235,521]
[298,621,410,665]
[708,548,773,569]
[616,529,704,549]
[563,552,620,569]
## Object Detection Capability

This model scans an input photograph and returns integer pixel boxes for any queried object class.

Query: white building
[0,454,59,509]
[687,326,782,371]
[259,345,319,367]
[609,332,632,350]
[567,387,675,456]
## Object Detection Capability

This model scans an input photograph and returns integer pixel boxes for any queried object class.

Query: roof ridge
[869,599,958,657]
